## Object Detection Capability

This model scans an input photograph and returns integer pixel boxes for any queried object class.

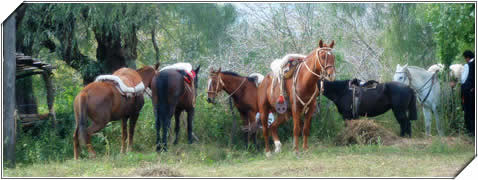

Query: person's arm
[461,64,469,84]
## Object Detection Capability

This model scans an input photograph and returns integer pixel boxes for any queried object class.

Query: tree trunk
[3,12,17,168]
[95,25,138,76]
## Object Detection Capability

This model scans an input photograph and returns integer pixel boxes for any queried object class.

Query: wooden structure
[3,13,17,168]
[15,53,57,127]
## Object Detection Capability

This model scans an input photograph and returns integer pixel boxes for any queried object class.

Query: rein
[292,48,334,114]
[397,69,437,103]
[208,73,248,103]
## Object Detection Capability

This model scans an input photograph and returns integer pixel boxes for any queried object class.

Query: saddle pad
[95,74,145,97]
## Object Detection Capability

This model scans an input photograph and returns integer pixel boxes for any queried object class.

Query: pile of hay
[335,119,400,146]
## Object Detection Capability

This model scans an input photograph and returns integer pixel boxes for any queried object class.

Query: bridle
[207,72,247,102]
[396,68,436,103]
[303,47,336,81]
[293,47,336,114]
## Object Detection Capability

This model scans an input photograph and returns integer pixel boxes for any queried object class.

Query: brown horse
[207,68,261,147]
[151,64,201,152]
[257,40,336,156]
[73,64,159,159]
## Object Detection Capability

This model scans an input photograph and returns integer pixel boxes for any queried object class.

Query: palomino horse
[151,63,201,152]
[73,64,159,159]
[320,79,417,137]
[394,64,443,136]
[207,68,263,147]
[257,40,336,156]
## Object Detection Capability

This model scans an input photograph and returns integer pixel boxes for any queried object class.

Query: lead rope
[293,48,331,115]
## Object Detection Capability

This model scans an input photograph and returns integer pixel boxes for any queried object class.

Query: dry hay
[135,165,183,177]
[335,119,400,146]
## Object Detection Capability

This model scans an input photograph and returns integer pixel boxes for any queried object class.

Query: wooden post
[42,69,56,127]
[3,13,16,168]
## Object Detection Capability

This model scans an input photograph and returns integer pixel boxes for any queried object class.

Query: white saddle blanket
[95,75,145,97]
[249,73,264,87]
[270,54,306,78]
[160,62,192,73]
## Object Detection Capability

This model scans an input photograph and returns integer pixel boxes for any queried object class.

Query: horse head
[193,65,201,95]
[137,63,160,89]
[312,39,336,81]
[207,67,222,104]
[393,64,410,85]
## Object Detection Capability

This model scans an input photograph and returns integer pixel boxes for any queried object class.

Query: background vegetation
[6,3,475,176]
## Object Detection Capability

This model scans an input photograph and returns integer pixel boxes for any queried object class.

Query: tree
[17,3,237,84]
[421,3,475,67]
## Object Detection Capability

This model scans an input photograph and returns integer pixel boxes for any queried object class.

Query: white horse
[394,64,443,136]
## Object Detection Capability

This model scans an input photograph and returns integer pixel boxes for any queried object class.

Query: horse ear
[329,40,335,48]
[209,67,214,73]
[403,63,408,68]
[195,65,201,74]
[154,62,160,70]
[218,67,221,72]
[319,39,324,48]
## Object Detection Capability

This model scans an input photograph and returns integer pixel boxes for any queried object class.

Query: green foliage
[421,3,475,67]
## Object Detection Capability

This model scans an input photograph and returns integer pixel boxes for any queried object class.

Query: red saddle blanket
[183,70,196,84]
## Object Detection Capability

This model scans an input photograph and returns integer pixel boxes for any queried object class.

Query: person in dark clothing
[461,50,475,136]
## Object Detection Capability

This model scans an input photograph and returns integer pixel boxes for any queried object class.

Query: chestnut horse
[207,68,262,147]
[257,40,336,156]
[73,64,159,159]
[151,64,201,152]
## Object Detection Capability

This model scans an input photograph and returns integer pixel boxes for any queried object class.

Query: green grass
[4,136,474,177]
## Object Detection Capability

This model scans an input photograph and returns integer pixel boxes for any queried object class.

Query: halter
[208,72,247,102]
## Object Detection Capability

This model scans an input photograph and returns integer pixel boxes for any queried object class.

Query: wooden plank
[3,13,17,168]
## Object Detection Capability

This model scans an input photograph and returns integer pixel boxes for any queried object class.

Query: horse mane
[407,66,428,72]
[221,71,256,82]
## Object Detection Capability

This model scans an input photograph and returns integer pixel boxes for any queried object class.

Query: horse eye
[399,77,403,80]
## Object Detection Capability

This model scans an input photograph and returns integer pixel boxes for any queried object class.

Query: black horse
[151,65,200,152]
[319,79,417,137]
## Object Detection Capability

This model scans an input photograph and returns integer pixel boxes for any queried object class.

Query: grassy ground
[4,135,474,177]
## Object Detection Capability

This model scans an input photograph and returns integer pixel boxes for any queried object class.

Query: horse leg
[432,105,443,136]
[292,110,301,154]
[173,110,181,145]
[154,105,162,152]
[247,111,258,149]
[127,114,139,152]
[85,122,106,159]
[270,115,283,153]
[239,112,249,148]
[186,109,195,144]
[161,107,175,152]
[73,125,80,160]
[260,109,271,157]
[423,107,432,136]
[392,108,407,137]
[302,105,315,151]
[120,118,128,153]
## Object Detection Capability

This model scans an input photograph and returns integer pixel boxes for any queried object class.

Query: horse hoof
[265,151,272,158]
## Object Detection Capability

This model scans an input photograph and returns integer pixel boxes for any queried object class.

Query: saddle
[348,78,381,118]
[269,54,307,114]
[160,62,195,84]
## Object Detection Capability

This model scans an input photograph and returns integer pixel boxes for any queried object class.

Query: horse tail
[74,92,89,145]
[408,89,418,120]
